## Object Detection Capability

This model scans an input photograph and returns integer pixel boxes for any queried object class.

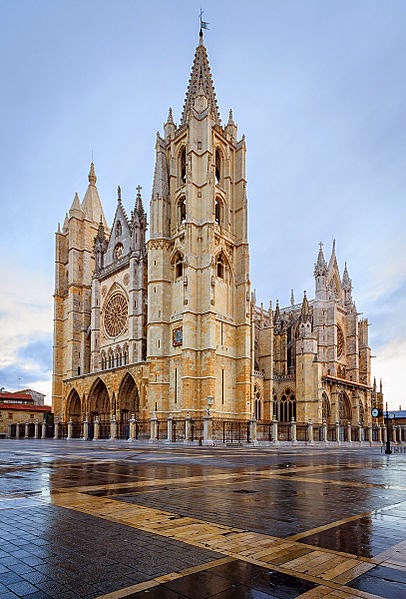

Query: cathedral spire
[180,33,221,126]
[88,162,97,186]
[314,242,327,277]
[342,262,351,289]
[82,162,107,225]
[328,239,337,272]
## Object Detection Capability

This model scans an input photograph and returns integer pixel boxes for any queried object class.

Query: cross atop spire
[181,28,220,126]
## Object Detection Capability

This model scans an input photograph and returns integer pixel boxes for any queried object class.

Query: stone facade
[52,32,383,436]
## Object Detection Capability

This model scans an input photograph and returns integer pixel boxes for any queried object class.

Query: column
[167,414,173,443]
[290,419,297,444]
[25,421,29,439]
[7,423,12,438]
[358,424,363,443]
[307,420,314,445]
[322,419,328,443]
[83,419,89,441]
[54,419,59,440]
[42,420,47,440]
[383,426,387,444]
[93,417,100,441]
[250,417,257,445]
[272,419,279,444]
[184,413,191,443]
[203,413,213,446]
[110,415,117,440]
[149,413,157,442]
[347,421,352,444]
[335,421,340,445]
[367,426,373,445]
[129,415,136,441]
[378,425,382,443]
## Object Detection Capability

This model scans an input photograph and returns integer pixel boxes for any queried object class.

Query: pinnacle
[88,162,97,186]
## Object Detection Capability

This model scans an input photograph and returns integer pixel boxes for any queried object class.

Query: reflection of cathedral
[52,31,383,436]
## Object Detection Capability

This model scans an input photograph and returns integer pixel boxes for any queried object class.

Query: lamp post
[385,401,392,455]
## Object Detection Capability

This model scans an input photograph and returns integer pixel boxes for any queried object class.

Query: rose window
[104,293,128,338]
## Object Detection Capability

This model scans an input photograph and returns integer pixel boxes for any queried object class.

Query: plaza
[0,440,404,598]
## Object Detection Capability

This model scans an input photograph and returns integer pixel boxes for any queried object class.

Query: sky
[0,0,405,409]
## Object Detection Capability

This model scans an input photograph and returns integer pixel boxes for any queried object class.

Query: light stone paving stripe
[51,491,381,598]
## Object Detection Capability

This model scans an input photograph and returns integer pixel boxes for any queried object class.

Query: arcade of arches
[63,368,144,424]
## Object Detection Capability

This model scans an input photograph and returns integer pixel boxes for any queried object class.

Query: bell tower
[147,31,251,417]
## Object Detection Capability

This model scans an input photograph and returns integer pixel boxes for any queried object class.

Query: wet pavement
[0,440,404,598]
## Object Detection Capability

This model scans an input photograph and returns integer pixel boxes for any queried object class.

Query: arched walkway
[88,378,111,422]
[118,373,139,420]
[66,389,81,423]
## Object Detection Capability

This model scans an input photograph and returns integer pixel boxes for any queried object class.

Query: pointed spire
[301,291,310,323]
[164,107,176,140]
[274,300,281,321]
[181,34,221,126]
[328,238,337,271]
[314,241,327,277]
[88,162,97,186]
[225,108,238,138]
[96,217,105,242]
[152,135,169,199]
[70,192,81,212]
[82,162,107,225]
[342,262,352,290]
[290,289,295,307]
[135,185,145,216]
[117,185,122,203]
[167,107,174,124]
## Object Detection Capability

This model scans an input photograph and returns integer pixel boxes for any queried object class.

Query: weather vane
[199,8,210,33]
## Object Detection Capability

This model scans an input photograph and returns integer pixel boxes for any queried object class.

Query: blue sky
[0,0,405,409]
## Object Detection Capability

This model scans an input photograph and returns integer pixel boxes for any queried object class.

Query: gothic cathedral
[52,32,383,438]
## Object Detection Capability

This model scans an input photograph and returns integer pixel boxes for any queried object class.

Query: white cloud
[374,338,406,411]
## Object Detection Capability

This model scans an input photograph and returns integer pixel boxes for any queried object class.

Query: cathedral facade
[52,33,383,439]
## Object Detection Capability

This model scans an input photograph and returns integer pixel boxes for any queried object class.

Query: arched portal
[88,378,110,422]
[322,392,331,422]
[66,389,81,423]
[338,391,351,425]
[118,373,139,422]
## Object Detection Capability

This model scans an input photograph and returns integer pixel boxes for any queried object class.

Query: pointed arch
[66,389,81,423]
[88,377,110,421]
[179,146,186,184]
[172,250,184,279]
[322,392,331,422]
[215,147,223,185]
[338,391,351,424]
[278,388,296,422]
[177,195,186,225]
[215,196,224,226]
[118,372,140,420]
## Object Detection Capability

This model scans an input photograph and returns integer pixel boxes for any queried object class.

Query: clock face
[172,326,183,346]
[371,408,379,418]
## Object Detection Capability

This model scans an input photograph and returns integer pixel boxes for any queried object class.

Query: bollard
[203,413,213,446]
[307,420,314,445]
[93,417,100,441]
[184,413,191,443]
[150,414,157,442]
[54,420,59,440]
[110,415,117,440]
[290,419,297,444]
[322,419,328,443]
[347,421,352,444]
[167,414,173,443]
[272,419,279,444]
[129,415,136,441]
[249,417,257,445]
[67,417,73,440]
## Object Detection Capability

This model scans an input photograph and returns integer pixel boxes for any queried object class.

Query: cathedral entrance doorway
[88,378,111,424]
[338,391,352,440]
[117,373,140,439]
[66,389,81,423]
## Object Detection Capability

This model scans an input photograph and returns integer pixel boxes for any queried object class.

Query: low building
[0,392,51,436]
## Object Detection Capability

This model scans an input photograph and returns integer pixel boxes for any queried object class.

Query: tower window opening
[217,253,224,279]
[180,147,186,184]
[221,368,225,404]
[215,197,223,225]
[175,252,183,279]
[178,197,186,224]
[215,148,221,184]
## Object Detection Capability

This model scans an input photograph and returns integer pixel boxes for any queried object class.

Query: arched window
[101,352,106,370]
[174,252,183,279]
[215,197,223,225]
[215,148,221,184]
[180,147,186,184]
[116,221,122,238]
[178,197,186,224]
[108,350,113,369]
[273,391,277,420]
[279,388,296,422]
[217,253,225,279]
[123,345,129,365]
[116,347,122,367]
